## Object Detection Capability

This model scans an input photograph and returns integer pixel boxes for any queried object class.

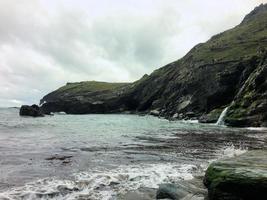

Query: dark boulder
[19,104,44,117]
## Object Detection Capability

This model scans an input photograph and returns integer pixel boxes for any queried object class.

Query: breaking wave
[0,163,197,200]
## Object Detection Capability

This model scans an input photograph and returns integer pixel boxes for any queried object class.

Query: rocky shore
[120,151,267,200]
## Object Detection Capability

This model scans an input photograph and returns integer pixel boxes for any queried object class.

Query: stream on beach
[0,107,266,199]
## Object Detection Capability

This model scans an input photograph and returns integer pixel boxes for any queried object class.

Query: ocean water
[0,108,266,199]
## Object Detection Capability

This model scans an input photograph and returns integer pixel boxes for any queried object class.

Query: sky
[0,0,266,107]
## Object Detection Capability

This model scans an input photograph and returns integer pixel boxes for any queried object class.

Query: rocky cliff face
[40,81,132,114]
[225,54,267,127]
[41,4,267,127]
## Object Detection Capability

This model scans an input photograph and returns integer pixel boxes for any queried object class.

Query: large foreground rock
[204,150,267,200]
[19,104,44,117]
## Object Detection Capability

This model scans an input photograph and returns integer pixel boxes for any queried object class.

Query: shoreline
[18,104,267,129]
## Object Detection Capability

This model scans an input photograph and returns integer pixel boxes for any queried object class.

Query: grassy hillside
[40,81,131,104]
[184,6,267,63]
[56,81,130,94]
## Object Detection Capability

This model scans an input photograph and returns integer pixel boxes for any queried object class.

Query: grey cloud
[0,0,266,107]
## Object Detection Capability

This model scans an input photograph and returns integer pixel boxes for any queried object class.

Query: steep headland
[40,81,131,114]
[40,4,267,127]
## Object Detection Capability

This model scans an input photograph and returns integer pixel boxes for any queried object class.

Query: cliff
[40,4,267,127]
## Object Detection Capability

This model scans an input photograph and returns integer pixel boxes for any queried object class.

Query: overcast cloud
[0,0,266,106]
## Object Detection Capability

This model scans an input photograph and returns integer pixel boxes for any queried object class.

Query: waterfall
[216,107,229,125]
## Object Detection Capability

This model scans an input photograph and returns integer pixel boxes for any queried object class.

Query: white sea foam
[219,144,247,158]
[246,127,267,131]
[181,119,199,124]
[0,163,197,200]
[53,112,66,115]
[198,144,248,172]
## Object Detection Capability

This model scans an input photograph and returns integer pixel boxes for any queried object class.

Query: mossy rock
[204,150,267,200]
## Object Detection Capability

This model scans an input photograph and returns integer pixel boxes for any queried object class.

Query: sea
[0,107,266,199]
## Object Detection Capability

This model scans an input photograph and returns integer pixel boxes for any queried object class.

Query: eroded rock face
[40,81,133,114]
[225,55,267,127]
[242,3,267,24]
[204,150,267,200]
[19,104,44,117]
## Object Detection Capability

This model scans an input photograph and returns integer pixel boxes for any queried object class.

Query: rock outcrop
[225,54,267,127]
[204,150,267,200]
[19,104,44,117]
[40,81,132,114]
[40,4,267,127]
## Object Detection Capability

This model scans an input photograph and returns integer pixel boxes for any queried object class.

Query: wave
[202,143,248,168]
[246,127,267,131]
[0,143,252,200]
[218,144,247,158]
[181,119,199,124]
[0,163,198,200]
[51,112,66,115]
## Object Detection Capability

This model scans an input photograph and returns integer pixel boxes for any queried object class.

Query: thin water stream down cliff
[216,107,229,126]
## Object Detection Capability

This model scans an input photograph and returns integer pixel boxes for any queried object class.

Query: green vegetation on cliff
[225,54,267,127]
[41,81,130,103]
[57,81,130,95]
[190,8,267,62]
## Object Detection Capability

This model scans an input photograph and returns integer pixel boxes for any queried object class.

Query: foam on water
[0,163,197,200]
[205,143,248,167]
[219,144,247,158]
[181,119,199,124]
[0,108,265,200]
[246,127,267,131]
[1,144,248,200]
[52,112,66,115]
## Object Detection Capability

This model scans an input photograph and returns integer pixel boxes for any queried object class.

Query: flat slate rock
[120,188,156,200]
[156,178,206,200]
[204,150,267,200]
